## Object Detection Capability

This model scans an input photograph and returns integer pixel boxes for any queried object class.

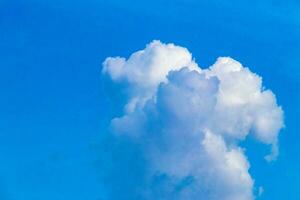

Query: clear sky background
[0,0,299,199]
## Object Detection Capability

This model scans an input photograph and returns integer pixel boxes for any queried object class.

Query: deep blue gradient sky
[0,0,299,199]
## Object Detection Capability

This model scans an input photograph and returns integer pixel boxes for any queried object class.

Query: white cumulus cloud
[101,40,284,200]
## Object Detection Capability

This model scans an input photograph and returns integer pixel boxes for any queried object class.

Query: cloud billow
[101,41,284,200]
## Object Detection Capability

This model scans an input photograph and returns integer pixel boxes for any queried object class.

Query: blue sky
[0,0,299,199]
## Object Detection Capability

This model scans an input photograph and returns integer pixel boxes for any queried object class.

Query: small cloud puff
[101,41,284,200]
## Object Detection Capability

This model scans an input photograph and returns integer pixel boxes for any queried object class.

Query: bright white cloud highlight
[102,40,284,200]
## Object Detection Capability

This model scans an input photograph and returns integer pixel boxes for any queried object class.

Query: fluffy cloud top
[101,41,284,200]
